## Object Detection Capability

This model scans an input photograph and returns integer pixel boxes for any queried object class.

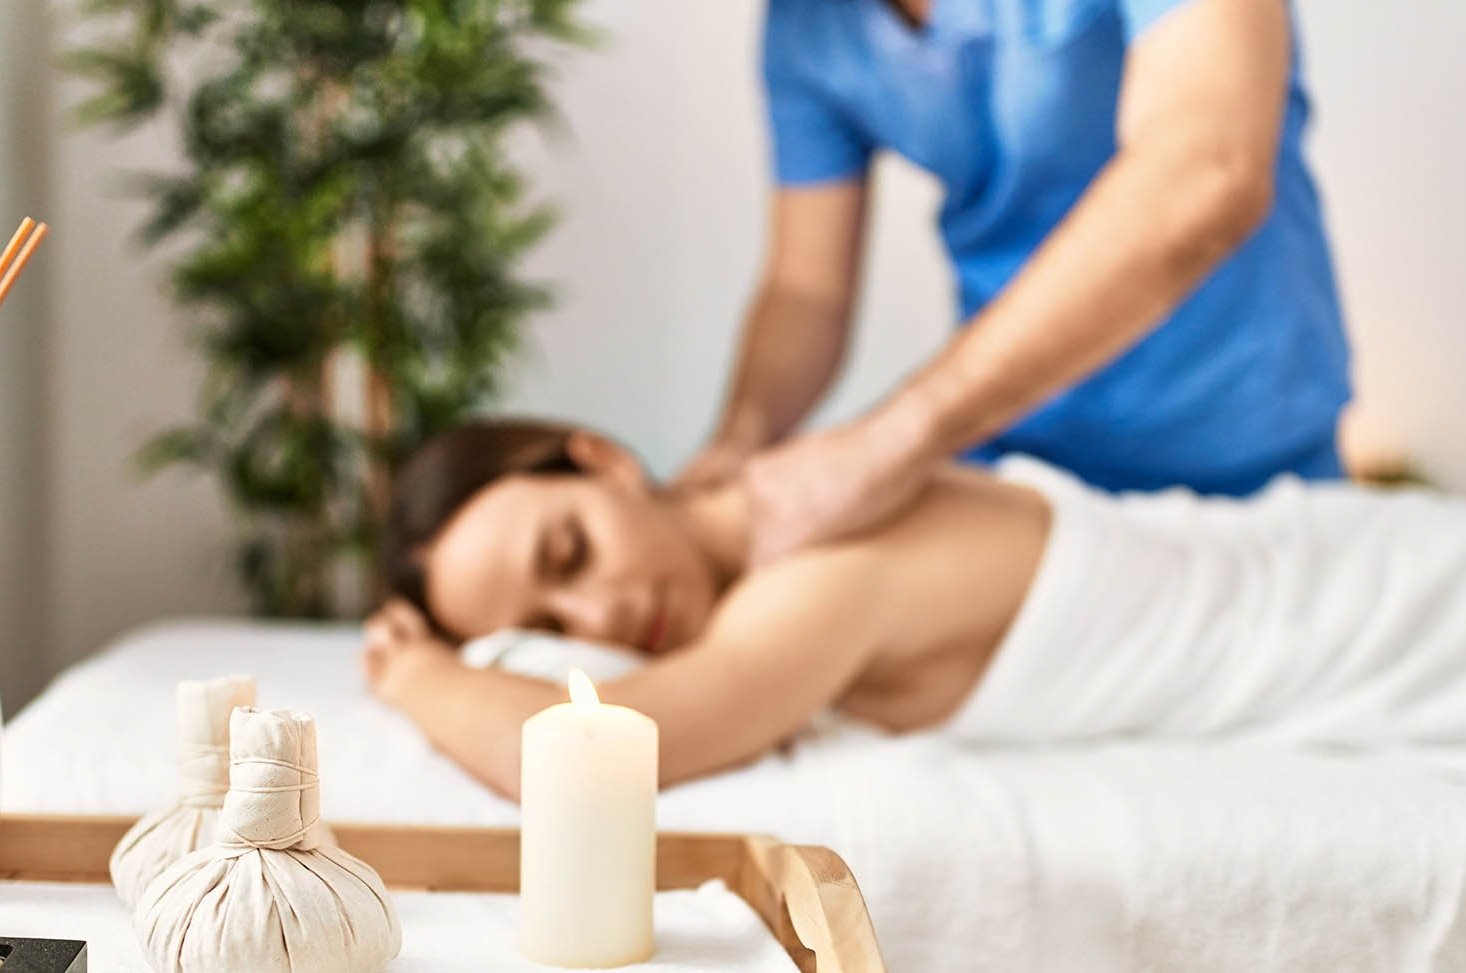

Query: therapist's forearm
[713,282,854,449]
[878,138,1274,460]
[875,0,1289,461]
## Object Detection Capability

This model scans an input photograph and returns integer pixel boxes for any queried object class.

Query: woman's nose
[545,588,627,643]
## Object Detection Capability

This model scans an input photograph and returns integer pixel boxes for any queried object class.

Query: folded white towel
[952,458,1466,754]
[399,880,799,972]
[0,880,797,972]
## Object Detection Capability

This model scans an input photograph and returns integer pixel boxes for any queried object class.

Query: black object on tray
[0,937,87,972]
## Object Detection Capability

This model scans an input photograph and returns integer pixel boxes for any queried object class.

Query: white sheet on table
[8,619,1466,971]
[0,879,797,973]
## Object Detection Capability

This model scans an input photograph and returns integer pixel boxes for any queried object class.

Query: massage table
[6,618,1466,971]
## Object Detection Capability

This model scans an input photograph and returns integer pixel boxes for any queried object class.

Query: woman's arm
[365,547,889,799]
[741,0,1292,562]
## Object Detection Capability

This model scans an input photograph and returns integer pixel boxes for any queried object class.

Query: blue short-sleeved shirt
[764,0,1351,495]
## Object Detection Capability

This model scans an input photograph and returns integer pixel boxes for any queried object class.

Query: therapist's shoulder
[764,0,832,24]
[762,0,849,59]
[1004,0,1199,46]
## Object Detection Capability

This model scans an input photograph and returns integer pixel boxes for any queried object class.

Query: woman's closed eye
[554,517,590,579]
[527,612,566,636]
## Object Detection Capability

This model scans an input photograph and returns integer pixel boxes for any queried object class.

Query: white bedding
[7,618,1466,971]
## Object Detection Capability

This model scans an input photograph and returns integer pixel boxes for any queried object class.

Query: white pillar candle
[520,669,659,968]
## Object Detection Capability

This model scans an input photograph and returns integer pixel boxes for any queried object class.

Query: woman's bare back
[715,465,1053,733]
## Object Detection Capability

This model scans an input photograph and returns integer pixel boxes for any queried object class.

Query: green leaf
[137,426,213,474]
[60,46,166,126]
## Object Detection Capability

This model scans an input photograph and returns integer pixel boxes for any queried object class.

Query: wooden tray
[0,814,885,973]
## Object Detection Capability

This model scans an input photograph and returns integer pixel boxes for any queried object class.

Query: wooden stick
[0,215,34,285]
[0,217,35,277]
[0,219,48,307]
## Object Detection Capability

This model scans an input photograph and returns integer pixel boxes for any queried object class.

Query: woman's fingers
[361,640,386,689]
[364,598,431,645]
[383,598,431,639]
[363,608,400,647]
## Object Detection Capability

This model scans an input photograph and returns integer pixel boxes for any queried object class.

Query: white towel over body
[950,459,1466,751]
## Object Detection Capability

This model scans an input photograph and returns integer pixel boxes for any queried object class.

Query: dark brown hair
[383,419,581,638]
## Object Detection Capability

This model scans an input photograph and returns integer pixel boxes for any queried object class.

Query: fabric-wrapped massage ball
[109,675,257,908]
[134,707,401,973]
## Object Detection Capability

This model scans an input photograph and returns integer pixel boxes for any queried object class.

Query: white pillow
[461,629,646,685]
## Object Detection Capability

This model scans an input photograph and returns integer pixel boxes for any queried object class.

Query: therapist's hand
[672,436,757,492]
[743,410,935,565]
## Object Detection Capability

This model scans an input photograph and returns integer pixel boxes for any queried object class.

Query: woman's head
[384,420,722,651]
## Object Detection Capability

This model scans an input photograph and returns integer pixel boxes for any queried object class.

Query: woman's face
[421,442,720,652]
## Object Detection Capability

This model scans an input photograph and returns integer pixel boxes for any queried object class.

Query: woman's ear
[565,431,651,494]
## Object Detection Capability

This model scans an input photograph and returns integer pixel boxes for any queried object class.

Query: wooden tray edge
[0,813,886,973]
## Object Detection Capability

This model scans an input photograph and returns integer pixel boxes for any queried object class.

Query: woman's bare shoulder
[708,536,892,648]
[703,464,1050,660]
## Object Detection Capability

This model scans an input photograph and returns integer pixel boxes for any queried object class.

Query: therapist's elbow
[1164,135,1276,262]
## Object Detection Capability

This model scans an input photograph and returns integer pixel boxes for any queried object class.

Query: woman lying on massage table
[364,420,1466,798]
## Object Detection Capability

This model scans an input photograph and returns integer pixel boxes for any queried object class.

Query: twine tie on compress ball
[217,754,323,850]
[215,709,327,852]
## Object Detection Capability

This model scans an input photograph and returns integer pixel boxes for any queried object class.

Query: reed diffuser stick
[0,217,48,307]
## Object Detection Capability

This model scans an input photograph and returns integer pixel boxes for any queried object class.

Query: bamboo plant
[68,0,585,617]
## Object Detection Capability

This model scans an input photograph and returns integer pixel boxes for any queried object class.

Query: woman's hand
[359,604,563,799]
[362,600,459,708]
[363,598,434,646]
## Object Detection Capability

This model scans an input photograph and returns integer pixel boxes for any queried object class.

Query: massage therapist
[677,0,1351,563]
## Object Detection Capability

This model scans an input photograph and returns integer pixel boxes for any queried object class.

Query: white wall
[1294,0,1466,485]
[42,74,248,677]
[4,0,1465,699]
